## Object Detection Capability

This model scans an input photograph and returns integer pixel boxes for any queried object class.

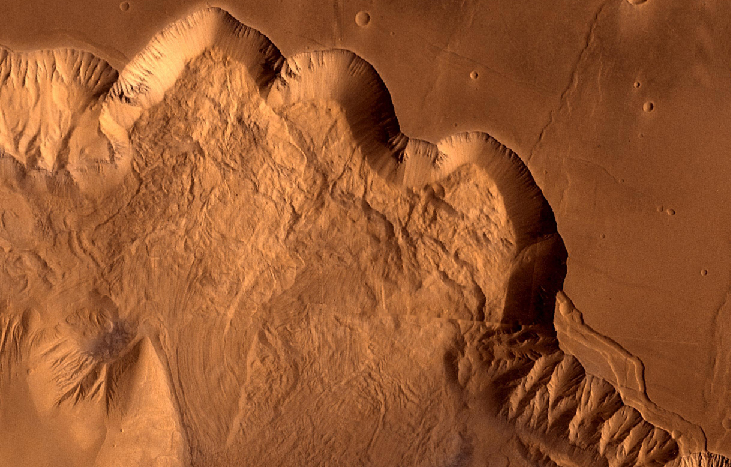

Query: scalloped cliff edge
[0,6,727,467]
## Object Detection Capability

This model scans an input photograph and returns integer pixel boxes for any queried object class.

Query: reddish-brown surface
[1,0,730,463]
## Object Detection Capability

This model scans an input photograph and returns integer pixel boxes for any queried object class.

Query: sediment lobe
[0,6,724,467]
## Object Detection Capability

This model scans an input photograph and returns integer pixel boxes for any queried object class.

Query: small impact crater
[723,416,731,430]
[355,11,371,27]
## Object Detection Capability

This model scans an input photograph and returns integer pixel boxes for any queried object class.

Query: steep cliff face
[0,8,727,467]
